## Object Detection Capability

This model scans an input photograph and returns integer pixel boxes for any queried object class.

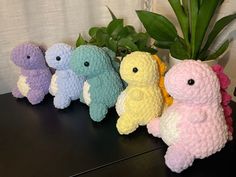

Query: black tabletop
[0,93,235,177]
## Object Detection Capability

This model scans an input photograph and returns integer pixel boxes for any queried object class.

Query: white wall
[153,0,236,101]
[0,0,235,101]
[0,0,144,94]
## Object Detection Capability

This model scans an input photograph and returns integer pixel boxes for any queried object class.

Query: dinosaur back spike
[151,55,173,106]
[212,64,233,141]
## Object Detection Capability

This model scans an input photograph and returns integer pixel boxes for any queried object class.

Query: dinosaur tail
[151,55,173,107]
[102,47,120,73]
[212,64,233,141]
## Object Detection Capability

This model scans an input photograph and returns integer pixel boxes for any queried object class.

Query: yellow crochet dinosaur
[116,51,166,135]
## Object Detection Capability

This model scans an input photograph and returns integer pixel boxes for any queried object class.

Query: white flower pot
[168,54,218,68]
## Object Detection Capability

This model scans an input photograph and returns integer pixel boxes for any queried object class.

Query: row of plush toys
[11,42,233,173]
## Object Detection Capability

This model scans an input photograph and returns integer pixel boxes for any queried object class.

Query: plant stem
[168,0,190,54]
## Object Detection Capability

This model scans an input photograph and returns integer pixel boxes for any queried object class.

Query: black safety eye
[26,55,30,59]
[187,79,195,85]
[84,61,89,67]
[132,67,138,73]
[56,56,61,61]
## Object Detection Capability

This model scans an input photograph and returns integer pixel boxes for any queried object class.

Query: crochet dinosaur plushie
[70,45,123,122]
[11,43,51,105]
[147,60,230,173]
[45,43,85,109]
[116,52,164,135]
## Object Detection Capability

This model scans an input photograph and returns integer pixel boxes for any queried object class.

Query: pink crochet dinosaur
[147,60,230,173]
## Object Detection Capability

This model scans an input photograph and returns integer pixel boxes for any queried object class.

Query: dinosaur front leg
[116,114,139,135]
[89,102,108,122]
[54,93,71,109]
[27,89,45,105]
[165,143,194,173]
[147,118,161,137]
[12,87,24,98]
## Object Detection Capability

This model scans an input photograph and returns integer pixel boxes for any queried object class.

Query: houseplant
[76,7,157,60]
[136,0,236,66]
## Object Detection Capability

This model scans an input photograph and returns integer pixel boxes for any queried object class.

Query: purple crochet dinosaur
[11,43,52,105]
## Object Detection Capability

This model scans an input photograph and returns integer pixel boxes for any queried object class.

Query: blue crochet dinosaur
[70,45,123,122]
[45,43,85,109]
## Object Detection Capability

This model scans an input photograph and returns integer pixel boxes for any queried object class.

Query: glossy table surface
[0,93,235,177]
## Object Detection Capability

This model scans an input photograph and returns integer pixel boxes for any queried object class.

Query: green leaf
[96,28,109,46]
[182,0,189,15]
[76,34,87,47]
[170,37,190,59]
[106,6,117,20]
[194,0,220,58]
[206,40,229,60]
[198,0,203,7]
[200,13,236,57]
[154,41,174,49]
[107,38,117,52]
[118,38,139,51]
[168,0,190,46]
[190,0,199,58]
[132,33,149,48]
[117,26,134,39]
[136,10,178,45]
[107,19,123,38]
[89,27,99,38]
[125,25,135,32]
[88,38,97,45]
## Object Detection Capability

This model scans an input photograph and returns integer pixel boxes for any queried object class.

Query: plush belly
[115,91,126,116]
[17,75,30,96]
[83,81,91,105]
[50,74,58,95]
[160,110,180,146]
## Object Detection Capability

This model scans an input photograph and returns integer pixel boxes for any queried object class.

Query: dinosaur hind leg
[27,89,45,105]
[147,118,161,137]
[89,103,108,122]
[54,93,71,109]
[12,87,24,98]
[165,144,194,173]
[116,114,138,135]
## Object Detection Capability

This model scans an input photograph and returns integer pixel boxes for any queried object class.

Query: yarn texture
[212,64,233,140]
[116,52,163,135]
[70,45,123,122]
[152,55,173,106]
[147,60,229,173]
[45,43,85,109]
[11,43,51,105]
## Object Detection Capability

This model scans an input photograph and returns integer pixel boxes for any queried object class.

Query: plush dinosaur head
[70,45,114,77]
[120,52,159,86]
[165,60,221,104]
[11,43,46,70]
[45,43,73,70]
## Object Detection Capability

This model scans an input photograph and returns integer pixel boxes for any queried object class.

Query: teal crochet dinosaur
[70,45,123,122]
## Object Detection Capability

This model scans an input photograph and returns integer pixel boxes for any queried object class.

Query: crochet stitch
[70,45,123,122]
[11,43,51,105]
[147,60,229,173]
[152,55,173,106]
[45,43,85,109]
[116,52,164,135]
[212,64,233,140]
